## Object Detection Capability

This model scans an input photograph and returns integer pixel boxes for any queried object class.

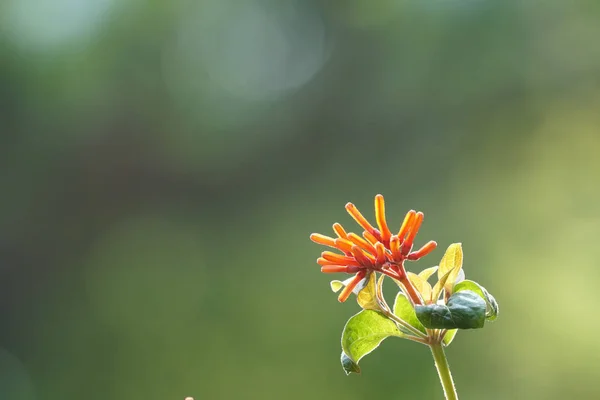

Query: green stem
[386,312,427,339]
[429,343,458,400]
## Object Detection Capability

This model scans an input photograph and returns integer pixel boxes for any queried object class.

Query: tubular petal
[332,223,348,239]
[362,230,380,246]
[334,238,355,253]
[390,235,402,261]
[321,265,360,273]
[347,232,377,254]
[371,228,383,242]
[402,212,424,254]
[337,271,367,302]
[317,257,332,266]
[345,203,376,234]
[374,194,392,241]
[375,242,387,265]
[407,240,437,260]
[309,233,336,247]
[351,245,374,266]
[322,251,361,266]
[397,210,416,240]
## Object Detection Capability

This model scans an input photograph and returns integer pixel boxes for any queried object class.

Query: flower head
[310,194,437,302]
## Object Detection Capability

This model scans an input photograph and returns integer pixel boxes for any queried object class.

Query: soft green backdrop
[1,0,600,399]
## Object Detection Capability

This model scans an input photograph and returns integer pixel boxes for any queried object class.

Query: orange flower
[310,194,437,303]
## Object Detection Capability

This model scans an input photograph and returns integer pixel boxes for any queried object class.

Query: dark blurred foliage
[1,0,600,399]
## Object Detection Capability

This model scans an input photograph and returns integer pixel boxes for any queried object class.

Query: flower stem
[385,312,427,339]
[386,262,422,305]
[429,343,458,400]
[397,275,422,305]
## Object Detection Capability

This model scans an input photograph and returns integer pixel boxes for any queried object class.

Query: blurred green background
[1,0,600,399]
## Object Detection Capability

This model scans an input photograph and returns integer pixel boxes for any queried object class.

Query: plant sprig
[310,195,498,399]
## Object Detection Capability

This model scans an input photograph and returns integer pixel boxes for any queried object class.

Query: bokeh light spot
[1,0,117,53]
[165,0,330,101]
[159,0,332,174]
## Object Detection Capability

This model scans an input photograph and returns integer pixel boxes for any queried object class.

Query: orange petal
[317,257,332,266]
[374,194,392,241]
[332,223,348,239]
[362,230,380,246]
[334,238,355,253]
[345,202,376,234]
[322,251,360,266]
[309,233,336,248]
[398,210,416,240]
[407,240,437,261]
[390,235,402,261]
[375,242,387,265]
[337,270,367,302]
[402,212,424,255]
[321,265,361,273]
[351,245,374,266]
[347,232,377,255]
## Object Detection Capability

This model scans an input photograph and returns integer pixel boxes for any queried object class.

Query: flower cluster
[310,194,437,303]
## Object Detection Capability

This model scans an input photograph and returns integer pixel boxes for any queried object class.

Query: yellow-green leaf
[443,329,458,346]
[407,272,432,303]
[437,243,463,296]
[393,293,426,334]
[431,269,453,303]
[341,310,404,373]
[357,272,381,310]
[418,266,439,281]
[330,280,346,293]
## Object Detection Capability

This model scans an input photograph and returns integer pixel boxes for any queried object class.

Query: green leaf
[415,291,486,329]
[453,280,499,321]
[341,352,361,375]
[453,280,484,299]
[418,266,439,281]
[341,310,403,371]
[431,269,453,303]
[357,272,381,310]
[437,243,463,296]
[443,329,458,346]
[393,293,426,334]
